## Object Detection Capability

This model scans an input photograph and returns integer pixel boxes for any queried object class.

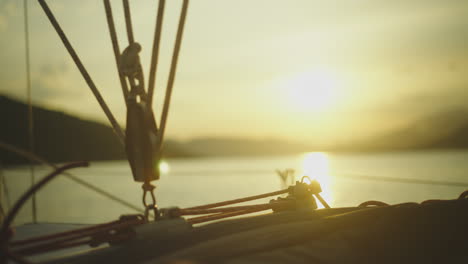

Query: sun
[281,69,339,112]
[301,152,333,207]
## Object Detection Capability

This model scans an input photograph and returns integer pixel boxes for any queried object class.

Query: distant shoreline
[3,95,468,165]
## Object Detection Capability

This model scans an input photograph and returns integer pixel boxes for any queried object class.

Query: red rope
[11,218,134,247]
[183,189,289,210]
[187,208,267,225]
[178,202,293,216]
[10,217,144,256]
[1,162,89,244]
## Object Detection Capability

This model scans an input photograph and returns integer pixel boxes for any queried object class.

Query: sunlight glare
[301,152,333,207]
[159,161,170,174]
[280,69,340,112]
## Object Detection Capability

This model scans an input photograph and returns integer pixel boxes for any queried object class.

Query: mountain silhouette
[3,95,468,165]
[0,96,188,165]
[344,109,468,151]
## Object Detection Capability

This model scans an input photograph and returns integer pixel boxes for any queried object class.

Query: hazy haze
[1,0,468,146]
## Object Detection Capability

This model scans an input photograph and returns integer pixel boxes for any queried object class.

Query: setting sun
[301,152,333,207]
[280,69,340,112]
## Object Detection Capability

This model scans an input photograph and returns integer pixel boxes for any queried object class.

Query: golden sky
[1,0,468,146]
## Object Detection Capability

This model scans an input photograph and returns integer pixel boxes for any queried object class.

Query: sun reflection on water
[300,152,333,207]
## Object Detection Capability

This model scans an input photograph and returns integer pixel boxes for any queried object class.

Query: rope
[147,0,166,106]
[0,162,11,217]
[314,193,330,209]
[23,0,37,224]
[0,167,7,221]
[0,161,144,261]
[186,208,267,225]
[184,189,289,210]
[122,0,134,44]
[120,0,147,104]
[65,174,143,213]
[11,216,144,256]
[0,141,144,214]
[38,0,125,146]
[178,202,293,216]
[0,162,89,243]
[103,0,130,104]
[157,0,189,152]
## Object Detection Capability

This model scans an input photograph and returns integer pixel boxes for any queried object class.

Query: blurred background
[1,0,468,224]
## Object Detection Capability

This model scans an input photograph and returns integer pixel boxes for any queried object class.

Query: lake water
[2,150,468,225]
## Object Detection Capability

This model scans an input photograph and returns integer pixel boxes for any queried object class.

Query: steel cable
[184,189,289,210]
[147,0,166,106]
[38,0,125,145]
[157,0,189,151]
[0,142,144,214]
[103,0,130,104]
[0,162,89,243]
[122,0,134,44]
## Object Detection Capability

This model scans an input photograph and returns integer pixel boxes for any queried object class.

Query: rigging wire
[0,142,144,214]
[178,203,291,216]
[121,0,146,101]
[147,0,166,106]
[0,162,88,264]
[157,0,189,151]
[122,0,135,45]
[10,215,144,256]
[23,0,37,224]
[103,0,130,104]
[0,162,8,221]
[0,161,12,222]
[184,189,289,210]
[0,162,89,242]
[38,0,125,146]
[187,208,265,225]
